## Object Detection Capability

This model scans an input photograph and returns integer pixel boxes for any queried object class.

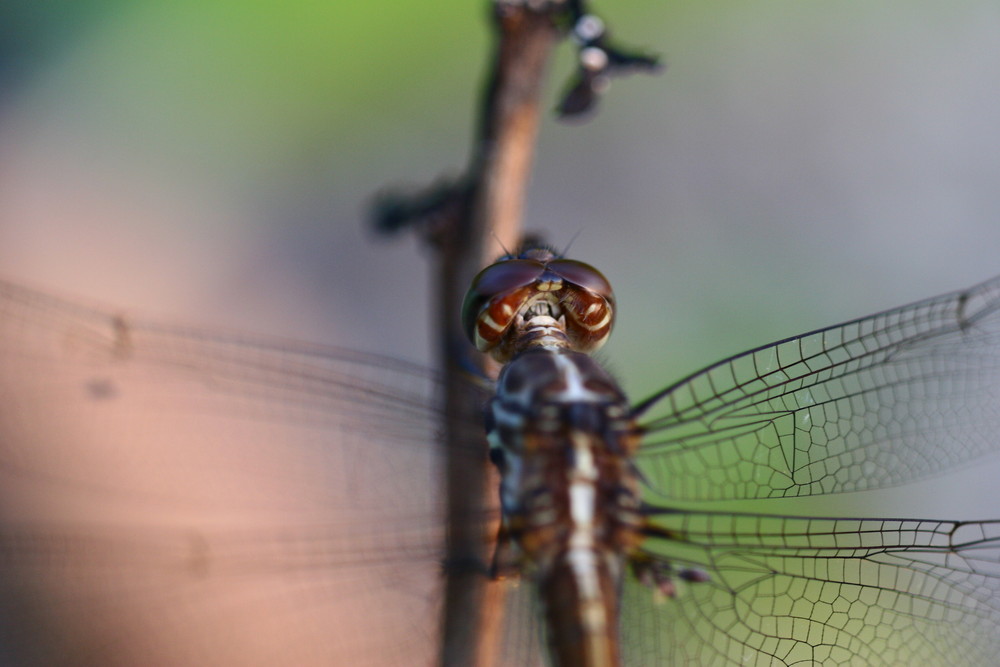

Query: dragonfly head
[461,246,616,362]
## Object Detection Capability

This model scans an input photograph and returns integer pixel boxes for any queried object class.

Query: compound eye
[461,259,545,347]
[544,259,616,351]
[548,260,615,306]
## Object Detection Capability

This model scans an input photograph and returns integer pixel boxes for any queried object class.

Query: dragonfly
[1,247,1000,667]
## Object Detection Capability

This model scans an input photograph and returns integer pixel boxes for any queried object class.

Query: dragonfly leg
[630,553,709,602]
[489,520,524,581]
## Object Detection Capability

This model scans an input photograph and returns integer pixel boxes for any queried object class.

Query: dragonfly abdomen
[538,548,622,667]
[488,349,643,667]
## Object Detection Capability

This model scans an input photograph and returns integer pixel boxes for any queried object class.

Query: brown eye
[548,260,615,306]
[461,260,545,345]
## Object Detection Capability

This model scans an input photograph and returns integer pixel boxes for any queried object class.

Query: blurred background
[3,3,1000,663]
[3,1,1000,512]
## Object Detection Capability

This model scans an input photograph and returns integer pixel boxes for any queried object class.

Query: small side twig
[557,0,662,118]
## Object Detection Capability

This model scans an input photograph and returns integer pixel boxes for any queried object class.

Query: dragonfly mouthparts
[521,295,563,320]
[517,310,571,352]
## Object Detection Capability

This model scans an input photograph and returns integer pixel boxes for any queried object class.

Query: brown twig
[436,8,560,664]
[369,2,659,664]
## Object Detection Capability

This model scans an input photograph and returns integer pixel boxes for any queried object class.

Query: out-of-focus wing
[0,277,539,666]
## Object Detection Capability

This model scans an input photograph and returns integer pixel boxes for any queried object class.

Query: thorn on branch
[370,178,471,246]
[557,10,662,119]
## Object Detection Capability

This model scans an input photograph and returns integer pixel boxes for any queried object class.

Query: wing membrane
[622,509,1000,666]
[0,277,527,665]
[6,273,1000,666]
[634,274,1000,501]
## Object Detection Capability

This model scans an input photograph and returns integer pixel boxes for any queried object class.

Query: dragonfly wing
[0,520,453,666]
[0,277,462,517]
[0,278,532,665]
[633,274,1000,501]
[620,509,1000,666]
[493,578,549,667]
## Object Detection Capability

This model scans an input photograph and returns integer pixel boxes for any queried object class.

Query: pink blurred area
[0,273,452,664]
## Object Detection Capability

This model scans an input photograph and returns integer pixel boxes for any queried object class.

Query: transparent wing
[0,277,542,666]
[622,510,1000,667]
[9,272,1000,666]
[633,274,1000,501]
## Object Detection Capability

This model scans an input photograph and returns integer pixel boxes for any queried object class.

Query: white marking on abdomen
[566,547,607,633]
[568,432,598,540]
[569,483,595,541]
[565,432,607,635]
